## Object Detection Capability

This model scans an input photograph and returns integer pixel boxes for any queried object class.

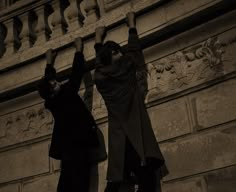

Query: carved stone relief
[92,86,107,120]
[146,37,225,102]
[0,104,53,148]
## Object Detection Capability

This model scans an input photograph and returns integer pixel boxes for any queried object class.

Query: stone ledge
[162,165,236,192]
[0,183,20,192]
[0,141,50,184]
[161,125,236,181]
[22,173,59,192]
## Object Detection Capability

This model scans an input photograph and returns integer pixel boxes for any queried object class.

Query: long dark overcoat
[44,52,99,160]
[94,28,167,181]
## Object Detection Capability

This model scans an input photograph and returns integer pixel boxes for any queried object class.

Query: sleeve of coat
[68,51,85,92]
[94,43,103,66]
[127,28,148,99]
[44,64,56,81]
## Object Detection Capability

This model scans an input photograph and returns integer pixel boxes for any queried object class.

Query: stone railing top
[0,0,50,22]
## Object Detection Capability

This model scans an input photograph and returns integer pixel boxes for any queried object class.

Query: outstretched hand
[46,48,57,65]
[74,37,83,52]
[126,12,136,28]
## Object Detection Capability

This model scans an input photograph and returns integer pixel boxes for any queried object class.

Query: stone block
[161,165,236,192]
[148,97,192,141]
[22,173,59,192]
[185,0,215,12]
[0,92,42,116]
[205,165,236,192]
[219,27,236,74]
[0,183,20,192]
[0,103,53,148]
[161,128,236,181]
[136,6,166,37]
[162,177,207,192]
[0,142,50,184]
[191,79,236,129]
[164,0,186,22]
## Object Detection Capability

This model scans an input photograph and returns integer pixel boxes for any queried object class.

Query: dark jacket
[44,52,98,160]
[94,29,168,181]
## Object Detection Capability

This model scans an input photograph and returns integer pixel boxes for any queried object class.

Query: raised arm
[94,26,106,64]
[69,37,85,91]
[126,12,148,99]
[126,12,145,70]
[44,49,57,81]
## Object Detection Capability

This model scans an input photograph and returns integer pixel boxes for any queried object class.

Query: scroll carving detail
[146,37,224,102]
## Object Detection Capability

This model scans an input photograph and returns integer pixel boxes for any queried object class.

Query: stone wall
[0,0,236,191]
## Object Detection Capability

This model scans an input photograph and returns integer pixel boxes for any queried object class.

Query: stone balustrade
[0,0,100,58]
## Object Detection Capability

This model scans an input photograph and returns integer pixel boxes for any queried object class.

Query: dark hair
[97,41,123,66]
[38,78,52,100]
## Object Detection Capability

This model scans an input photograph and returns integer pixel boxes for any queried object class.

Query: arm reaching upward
[94,26,106,66]
[126,12,145,68]
[44,49,57,81]
[69,37,85,91]
[126,12,148,99]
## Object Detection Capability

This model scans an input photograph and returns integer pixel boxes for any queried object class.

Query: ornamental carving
[92,87,107,119]
[146,37,225,102]
[0,104,53,148]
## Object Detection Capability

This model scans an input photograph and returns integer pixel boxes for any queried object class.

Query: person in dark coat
[94,12,168,192]
[38,37,104,192]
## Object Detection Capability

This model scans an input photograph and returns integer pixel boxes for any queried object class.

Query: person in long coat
[38,37,106,192]
[94,13,168,192]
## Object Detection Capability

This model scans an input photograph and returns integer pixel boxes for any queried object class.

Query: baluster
[18,12,35,50]
[50,0,68,39]
[84,0,99,25]
[3,18,15,56]
[34,5,51,45]
[64,0,83,32]
[0,24,6,58]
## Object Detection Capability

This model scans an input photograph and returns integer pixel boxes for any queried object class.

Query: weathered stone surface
[205,165,236,192]
[162,177,207,192]
[0,92,42,116]
[164,0,186,22]
[22,173,59,192]
[219,27,236,74]
[191,79,236,129]
[148,97,191,141]
[145,34,226,102]
[0,142,50,184]
[103,0,128,10]
[144,10,236,65]
[92,87,108,120]
[0,183,20,192]
[0,103,53,148]
[161,165,236,192]
[162,128,236,181]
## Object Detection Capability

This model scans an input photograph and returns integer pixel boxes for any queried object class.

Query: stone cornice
[0,0,51,22]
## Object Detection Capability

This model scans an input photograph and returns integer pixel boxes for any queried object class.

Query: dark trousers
[57,152,90,192]
[104,138,161,192]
